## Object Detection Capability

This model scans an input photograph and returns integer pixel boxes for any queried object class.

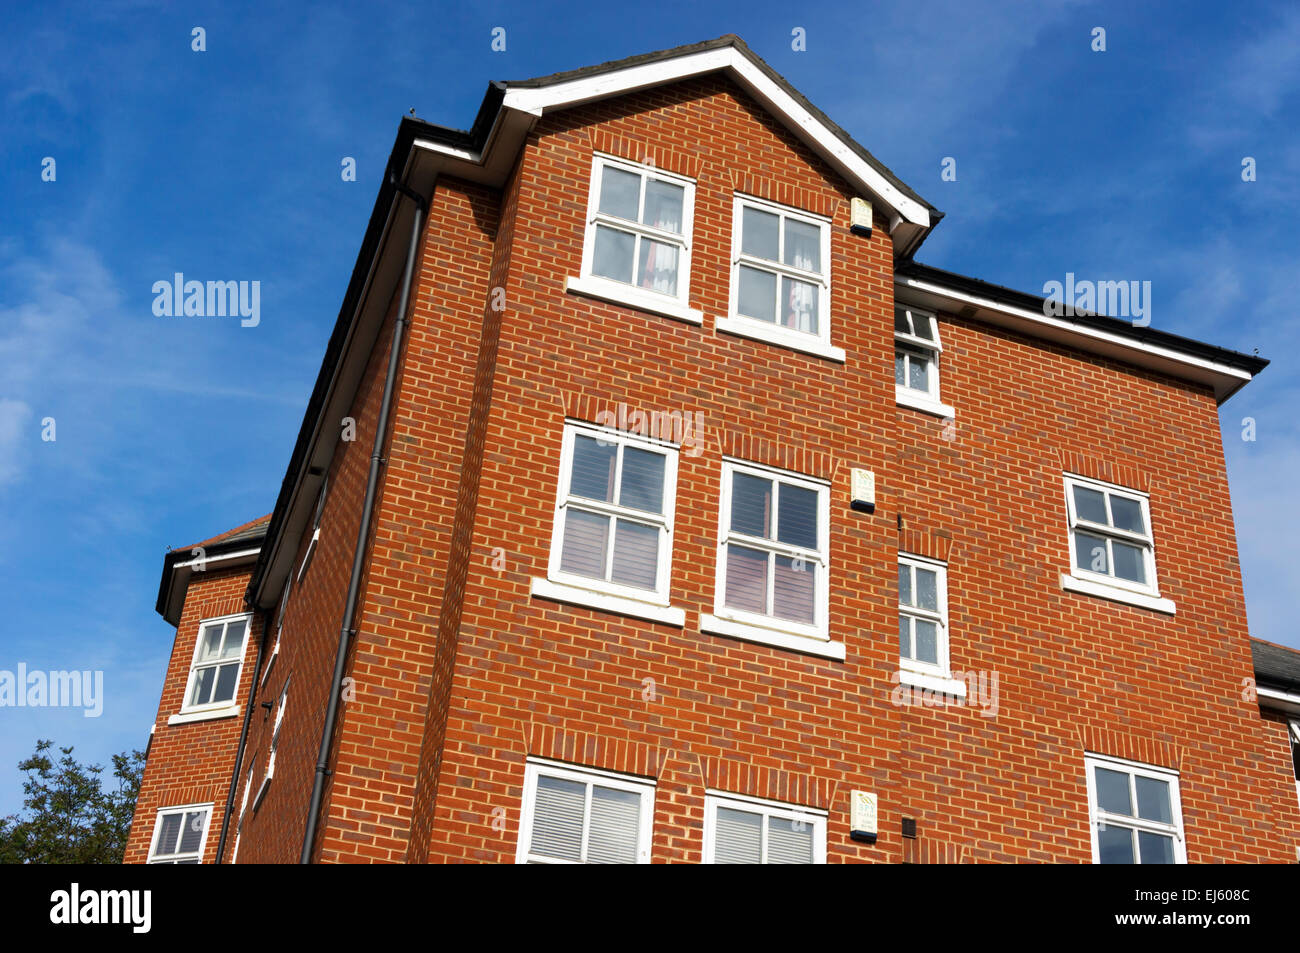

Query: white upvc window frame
[568,153,700,325]
[898,553,951,681]
[719,193,843,363]
[537,420,680,620]
[701,458,836,659]
[515,758,655,865]
[894,306,953,417]
[255,678,289,809]
[297,477,328,582]
[702,790,828,864]
[178,612,252,716]
[1289,720,1300,811]
[1062,474,1168,611]
[1084,753,1186,864]
[261,583,288,688]
[147,803,213,864]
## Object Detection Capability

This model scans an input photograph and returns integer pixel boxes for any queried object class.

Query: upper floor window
[1064,475,1158,596]
[1085,755,1185,864]
[181,614,251,714]
[898,555,949,678]
[894,307,950,416]
[573,155,697,322]
[148,804,212,864]
[702,792,826,864]
[256,679,289,808]
[298,478,327,582]
[515,759,654,864]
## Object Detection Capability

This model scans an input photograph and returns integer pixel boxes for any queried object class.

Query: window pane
[560,509,610,580]
[592,226,635,284]
[766,815,814,864]
[1112,541,1146,584]
[1073,486,1108,525]
[724,545,769,615]
[197,625,224,662]
[530,775,585,861]
[714,807,762,864]
[783,219,820,273]
[610,520,659,590]
[1097,824,1134,864]
[178,811,206,854]
[587,786,641,864]
[191,667,215,706]
[619,447,665,514]
[643,179,683,233]
[894,351,906,387]
[1137,831,1175,864]
[213,663,239,705]
[908,312,934,341]
[1109,495,1145,535]
[637,239,678,296]
[780,277,818,335]
[914,619,938,665]
[777,484,818,550]
[741,206,779,261]
[898,564,912,606]
[1095,768,1133,815]
[898,615,910,657]
[773,556,815,624]
[907,352,929,391]
[1075,531,1109,575]
[570,435,616,502]
[598,166,640,221]
[156,813,183,855]
[737,266,777,323]
[221,620,247,656]
[730,473,772,538]
[1135,776,1172,823]
[894,309,911,334]
[915,568,938,611]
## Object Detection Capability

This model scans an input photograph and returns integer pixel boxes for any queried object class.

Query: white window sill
[700,613,845,661]
[1060,573,1176,615]
[895,388,955,419]
[898,668,968,698]
[530,577,685,626]
[566,275,703,325]
[715,315,846,363]
[168,705,240,726]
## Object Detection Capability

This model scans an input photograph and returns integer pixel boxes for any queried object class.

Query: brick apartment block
[126,36,1300,864]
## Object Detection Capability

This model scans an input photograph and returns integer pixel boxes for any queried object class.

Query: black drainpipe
[299,173,430,863]
[213,608,268,863]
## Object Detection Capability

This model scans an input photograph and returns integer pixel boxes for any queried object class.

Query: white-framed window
[515,759,654,864]
[1064,474,1159,597]
[570,154,697,322]
[1084,754,1185,864]
[722,194,835,357]
[894,307,949,415]
[147,803,213,864]
[262,581,289,688]
[706,459,830,646]
[255,679,289,808]
[544,420,678,606]
[180,614,251,714]
[898,554,949,677]
[702,791,827,864]
[1289,720,1300,810]
[298,477,327,582]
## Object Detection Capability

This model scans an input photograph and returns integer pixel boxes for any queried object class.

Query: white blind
[587,786,641,864]
[714,807,762,864]
[530,775,585,861]
[766,815,813,864]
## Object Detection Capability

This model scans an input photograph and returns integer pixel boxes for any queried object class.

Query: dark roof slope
[1252,638,1300,694]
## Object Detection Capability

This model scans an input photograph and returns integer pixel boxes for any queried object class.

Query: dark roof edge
[897,259,1270,377]
[156,526,268,621]
[1251,638,1300,697]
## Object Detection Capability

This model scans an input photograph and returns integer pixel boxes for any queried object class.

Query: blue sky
[1,0,1296,817]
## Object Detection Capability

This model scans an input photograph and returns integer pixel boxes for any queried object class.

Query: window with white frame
[547,421,678,604]
[898,555,949,676]
[729,195,831,343]
[894,307,943,403]
[1289,720,1300,809]
[1064,475,1159,595]
[262,582,288,687]
[298,478,327,581]
[579,155,694,310]
[1085,755,1185,864]
[147,804,212,864]
[515,760,654,864]
[703,792,826,864]
[181,614,251,713]
[256,679,288,807]
[712,460,829,639]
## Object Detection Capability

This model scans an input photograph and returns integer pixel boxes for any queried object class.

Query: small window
[1085,755,1185,864]
[1290,720,1300,809]
[703,793,826,864]
[1064,475,1159,596]
[148,804,213,864]
[546,421,678,605]
[263,583,289,687]
[298,477,327,581]
[894,307,943,403]
[728,195,831,345]
[898,555,949,677]
[515,760,654,864]
[255,679,289,807]
[181,614,251,713]
[712,460,829,641]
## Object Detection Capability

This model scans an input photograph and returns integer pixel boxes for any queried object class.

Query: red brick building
[127,36,1298,864]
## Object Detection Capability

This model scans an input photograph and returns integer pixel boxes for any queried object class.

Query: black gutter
[213,609,268,863]
[299,173,430,864]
